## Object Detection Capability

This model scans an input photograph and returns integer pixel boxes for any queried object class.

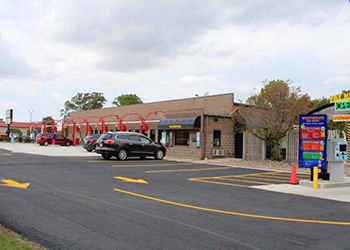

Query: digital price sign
[299,115,327,169]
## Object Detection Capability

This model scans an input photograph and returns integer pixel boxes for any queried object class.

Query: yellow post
[313,167,318,190]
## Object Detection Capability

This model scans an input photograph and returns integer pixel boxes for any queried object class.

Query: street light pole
[28,110,34,123]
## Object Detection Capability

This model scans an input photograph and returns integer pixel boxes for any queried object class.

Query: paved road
[0,149,350,249]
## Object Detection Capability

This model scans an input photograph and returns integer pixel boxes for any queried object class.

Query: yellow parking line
[240,175,291,181]
[189,178,247,188]
[146,166,237,174]
[113,163,200,168]
[113,188,350,226]
[232,176,290,183]
[217,177,275,185]
[1,153,12,156]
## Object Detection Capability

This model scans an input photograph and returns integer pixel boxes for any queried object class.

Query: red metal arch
[81,116,101,136]
[43,120,57,134]
[118,113,145,133]
[97,115,120,134]
[143,111,165,133]
[144,111,165,121]
[65,117,85,146]
[55,119,66,136]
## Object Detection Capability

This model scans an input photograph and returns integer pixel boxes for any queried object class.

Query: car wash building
[70,93,236,160]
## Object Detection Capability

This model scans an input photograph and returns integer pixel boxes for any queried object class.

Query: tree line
[60,93,143,118]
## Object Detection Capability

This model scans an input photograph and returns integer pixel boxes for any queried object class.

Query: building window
[175,130,190,146]
[213,130,221,147]
[214,117,219,122]
[150,130,156,141]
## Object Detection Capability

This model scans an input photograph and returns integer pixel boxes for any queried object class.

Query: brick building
[0,119,38,136]
[70,93,236,160]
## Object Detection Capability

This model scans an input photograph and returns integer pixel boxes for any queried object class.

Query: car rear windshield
[100,133,113,140]
[92,134,102,139]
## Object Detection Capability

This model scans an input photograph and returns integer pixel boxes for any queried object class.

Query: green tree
[60,92,107,118]
[42,116,54,122]
[112,94,143,107]
[239,79,312,161]
[42,116,54,133]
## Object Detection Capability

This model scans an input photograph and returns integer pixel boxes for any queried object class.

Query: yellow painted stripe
[189,178,247,188]
[1,153,12,156]
[231,176,291,183]
[146,166,237,174]
[217,177,275,185]
[113,188,350,226]
[195,172,281,180]
[238,175,292,181]
[113,163,200,168]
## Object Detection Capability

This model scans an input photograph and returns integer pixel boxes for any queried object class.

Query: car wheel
[155,149,164,160]
[102,154,112,160]
[117,148,128,161]
[44,141,49,146]
[66,141,71,146]
[140,156,147,160]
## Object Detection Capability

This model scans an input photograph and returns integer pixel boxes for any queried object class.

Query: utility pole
[28,110,34,123]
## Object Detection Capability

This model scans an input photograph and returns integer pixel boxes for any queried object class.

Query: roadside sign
[299,115,327,169]
[333,115,350,122]
[330,91,350,103]
[5,109,13,125]
[335,101,350,112]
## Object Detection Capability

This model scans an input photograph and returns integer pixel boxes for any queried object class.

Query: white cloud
[0,0,349,121]
[50,92,62,99]
[178,75,219,85]
[323,77,350,86]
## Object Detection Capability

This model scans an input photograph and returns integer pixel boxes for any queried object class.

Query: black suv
[95,132,166,160]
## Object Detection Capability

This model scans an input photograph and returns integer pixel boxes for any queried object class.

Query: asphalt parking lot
[1,149,350,249]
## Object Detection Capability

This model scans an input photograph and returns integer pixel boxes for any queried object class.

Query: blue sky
[0,0,349,122]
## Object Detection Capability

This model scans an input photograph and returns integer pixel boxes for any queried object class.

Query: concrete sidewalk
[252,184,350,203]
[0,142,97,157]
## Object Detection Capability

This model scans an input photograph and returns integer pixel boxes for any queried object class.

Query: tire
[140,156,147,160]
[44,141,49,146]
[102,154,112,160]
[155,149,164,160]
[66,141,71,146]
[117,148,128,161]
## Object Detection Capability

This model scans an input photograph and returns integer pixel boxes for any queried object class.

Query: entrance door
[235,133,243,158]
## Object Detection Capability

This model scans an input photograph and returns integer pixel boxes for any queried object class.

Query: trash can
[75,138,80,145]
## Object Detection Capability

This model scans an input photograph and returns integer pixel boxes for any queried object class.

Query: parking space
[1,149,350,249]
[189,171,310,188]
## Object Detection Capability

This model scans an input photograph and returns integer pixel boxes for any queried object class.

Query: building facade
[70,93,236,160]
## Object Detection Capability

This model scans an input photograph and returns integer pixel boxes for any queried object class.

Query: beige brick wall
[203,116,235,159]
[164,130,202,160]
[70,93,234,123]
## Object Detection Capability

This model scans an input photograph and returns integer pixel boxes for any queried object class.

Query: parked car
[36,133,72,146]
[83,133,102,152]
[0,134,8,139]
[95,132,166,161]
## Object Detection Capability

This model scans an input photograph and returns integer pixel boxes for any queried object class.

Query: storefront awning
[158,116,201,130]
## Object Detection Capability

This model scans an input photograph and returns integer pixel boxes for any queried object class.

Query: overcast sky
[0,0,349,122]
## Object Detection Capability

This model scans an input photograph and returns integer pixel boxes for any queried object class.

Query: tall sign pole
[348,122,350,162]
[5,109,13,138]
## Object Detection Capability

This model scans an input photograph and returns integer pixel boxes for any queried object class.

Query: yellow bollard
[313,167,318,190]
